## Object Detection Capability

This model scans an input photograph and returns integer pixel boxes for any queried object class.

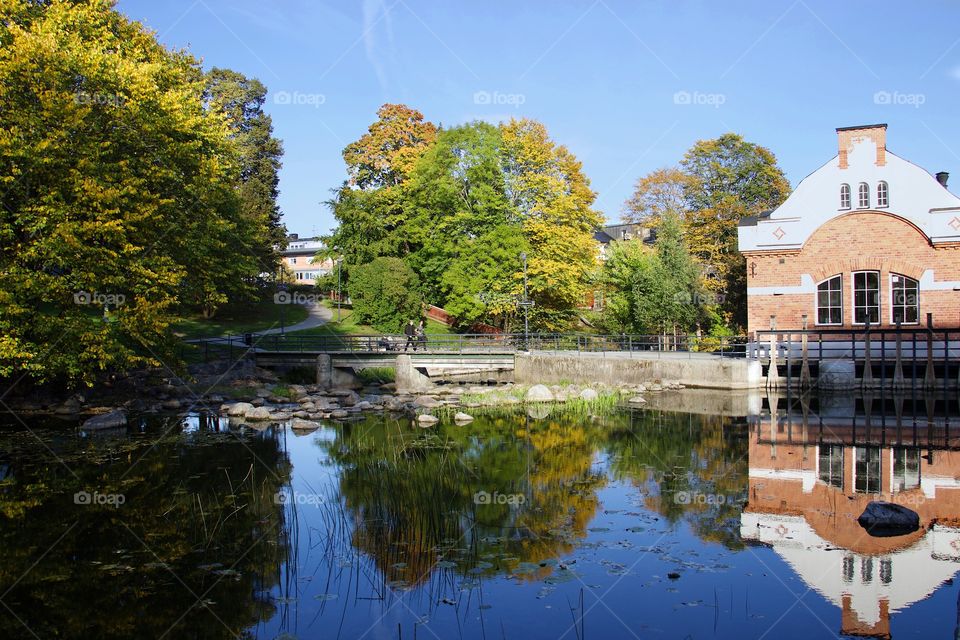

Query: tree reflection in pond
[326,413,607,588]
[0,414,291,640]
[604,408,749,549]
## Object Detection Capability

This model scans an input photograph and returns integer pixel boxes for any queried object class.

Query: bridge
[187,332,751,391]
[186,326,960,392]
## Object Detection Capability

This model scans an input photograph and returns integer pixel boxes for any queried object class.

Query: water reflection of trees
[327,413,607,587]
[0,415,291,640]
[327,408,751,591]
[604,409,750,549]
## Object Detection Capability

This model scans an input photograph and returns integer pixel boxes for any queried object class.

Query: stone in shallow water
[579,388,599,401]
[82,409,127,431]
[245,406,272,421]
[857,501,920,537]
[525,385,554,403]
[417,414,439,426]
[453,412,474,423]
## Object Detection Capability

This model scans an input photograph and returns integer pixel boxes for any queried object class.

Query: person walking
[404,320,417,352]
[416,320,427,351]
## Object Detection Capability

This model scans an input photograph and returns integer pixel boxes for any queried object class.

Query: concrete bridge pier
[316,354,363,390]
[316,354,332,391]
[396,354,433,393]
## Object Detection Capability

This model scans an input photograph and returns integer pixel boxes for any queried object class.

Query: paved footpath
[256,301,332,335]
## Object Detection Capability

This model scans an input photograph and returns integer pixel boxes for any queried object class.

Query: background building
[281,234,333,285]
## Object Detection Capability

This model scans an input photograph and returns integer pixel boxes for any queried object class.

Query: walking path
[184,301,332,345]
[257,301,332,335]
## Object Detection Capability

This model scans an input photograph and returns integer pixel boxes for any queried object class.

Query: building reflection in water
[741,392,960,639]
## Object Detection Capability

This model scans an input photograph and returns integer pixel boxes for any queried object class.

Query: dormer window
[877,181,888,208]
[840,184,851,209]
[857,182,870,208]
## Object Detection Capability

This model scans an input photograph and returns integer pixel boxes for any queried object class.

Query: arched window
[877,181,889,208]
[890,273,919,324]
[816,275,843,325]
[858,183,870,208]
[840,184,851,209]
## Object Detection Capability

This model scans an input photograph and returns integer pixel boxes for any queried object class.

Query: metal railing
[753,327,960,362]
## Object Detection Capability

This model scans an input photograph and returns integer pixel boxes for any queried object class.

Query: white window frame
[889,273,919,325]
[852,270,880,325]
[877,181,889,208]
[815,275,844,326]
[857,182,870,209]
[839,184,851,210]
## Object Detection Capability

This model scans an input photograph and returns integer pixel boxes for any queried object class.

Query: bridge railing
[199,332,750,357]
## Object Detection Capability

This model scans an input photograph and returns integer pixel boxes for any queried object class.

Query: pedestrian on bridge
[404,320,417,352]
[416,320,427,351]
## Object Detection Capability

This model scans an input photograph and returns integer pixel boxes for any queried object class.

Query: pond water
[1,392,959,639]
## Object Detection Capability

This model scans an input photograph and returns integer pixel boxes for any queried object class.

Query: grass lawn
[288,300,453,337]
[172,300,309,339]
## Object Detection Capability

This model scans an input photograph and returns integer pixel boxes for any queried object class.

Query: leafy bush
[348,258,423,332]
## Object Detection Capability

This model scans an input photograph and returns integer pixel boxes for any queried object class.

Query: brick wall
[837,124,886,169]
[744,211,960,333]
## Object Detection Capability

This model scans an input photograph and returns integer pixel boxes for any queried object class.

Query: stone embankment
[7,358,687,425]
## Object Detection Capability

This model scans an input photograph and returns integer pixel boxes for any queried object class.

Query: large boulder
[857,502,920,537]
[82,409,127,431]
[245,406,273,421]
[524,384,554,403]
[226,402,254,417]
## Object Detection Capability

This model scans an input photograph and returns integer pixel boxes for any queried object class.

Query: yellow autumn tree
[500,119,603,329]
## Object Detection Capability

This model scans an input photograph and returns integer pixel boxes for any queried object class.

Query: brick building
[738,124,960,335]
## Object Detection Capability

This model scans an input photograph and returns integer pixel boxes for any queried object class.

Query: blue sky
[117,0,960,236]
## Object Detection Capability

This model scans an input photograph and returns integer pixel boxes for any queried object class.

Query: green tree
[601,211,701,335]
[622,134,790,331]
[205,67,286,274]
[403,122,525,326]
[0,0,259,383]
[680,134,790,328]
[349,257,423,331]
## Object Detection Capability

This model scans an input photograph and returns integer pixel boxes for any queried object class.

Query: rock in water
[453,412,474,423]
[857,501,920,537]
[82,409,127,431]
[290,418,321,434]
[413,396,440,408]
[579,388,599,401]
[226,402,254,416]
[245,406,273,421]
[525,384,554,403]
[417,414,439,426]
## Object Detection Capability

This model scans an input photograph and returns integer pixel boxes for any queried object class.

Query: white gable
[739,135,960,252]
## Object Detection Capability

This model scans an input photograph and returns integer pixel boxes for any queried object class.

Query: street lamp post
[519,252,530,350]
[336,258,342,323]
[278,282,288,336]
